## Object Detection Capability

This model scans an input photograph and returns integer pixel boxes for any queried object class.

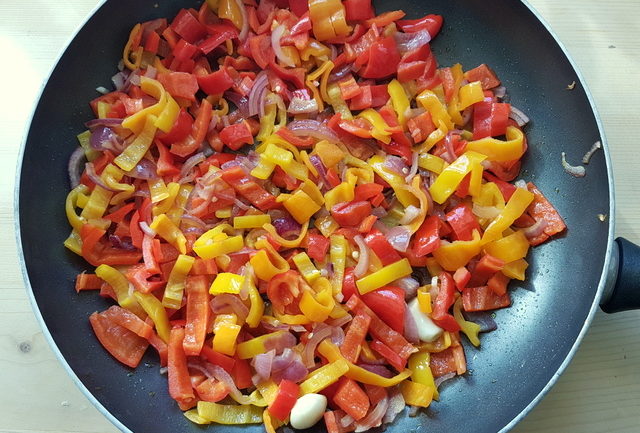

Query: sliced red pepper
[75,273,103,292]
[197,67,235,95]
[365,10,406,28]
[171,9,208,44]
[80,224,142,267]
[104,202,135,223]
[462,285,511,312]
[430,347,458,378]
[220,166,277,211]
[468,253,505,287]
[487,271,510,296]
[147,330,168,367]
[331,201,372,227]
[453,266,471,291]
[171,99,212,157]
[157,72,198,101]
[340,311,371,363]
[168,327,197,406]
[342,268,358,301]
[364,229,402,266]
[361,286,405,334]
[526,182,567,246]
[339,76,362,100]
[465,64,501,90]
[200,345,236,373]
[102,305,153,340]
[275,127,314,148]
[349,85,373,111]
[370,339,405,372]
[183,276,210,356]
[269,61,306,89]
[307,233,330,262]
[412,215,440,257]
[267,270,308,315]
[129,211,144,249]
[446,204,481,242]
[397,14,443,37]
[431,272,461,332]
[358,36,401,79]
[268,379,300,421]
[249,33,275,69]
[407,111,435,143]
[472,101,511,140]
[343,0,374,21]
[196,377,231,402]
[89,311,149,368]
[155,141,182,176]
[157,108,194,145]
[219,121,254,150]
[288,0,308,18]
[333,378,370,421]
[483,172,517,201]
[232,357,253,389]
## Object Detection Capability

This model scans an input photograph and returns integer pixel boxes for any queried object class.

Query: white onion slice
[353,235,370,278]
[271,24,295,67]
[509,106,530,127]
[561,152,586,177]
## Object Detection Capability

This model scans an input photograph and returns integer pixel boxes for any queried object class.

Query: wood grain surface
[1,1,639,432]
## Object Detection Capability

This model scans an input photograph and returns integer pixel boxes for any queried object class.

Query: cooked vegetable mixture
[65,0,567,430]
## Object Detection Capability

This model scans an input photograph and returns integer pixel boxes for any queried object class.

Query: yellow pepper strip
[484,229,530,263]
[417,331,452,354]
[274,311,311,325]
[408,351,439,400]
[301,39,331,61]
[64,230,83,255]
[77,130,99,161]
[121,77,169,134]
[197,401,263,425]
[416,89,454,131]
[216,208,232,219]
[314,140,344,168]
[401,380,434,407]
[419,119,448,153]
[306,60,334,111]
[300,179,325,206]
[284,190,321,224]
[329,234,347,296]
[293,252,321,283]
[468,162,484,198]
[152,182,180,216]
[356,258,413,295]
[262,221,309,249]
[329,302,349,319]
[97,101,110,119]
[148,177,170,203]
[308,0,337,41]
[257,98,277,142]
[433,230,482,271]
[358,109,394,144]
[474,181,505,208]
[300,359,350,394]
[429,151,487,204]
[446,64,465,126]
[166,184,193,226]
[453,297,480,347]
[217,0,244,31]
[256,380,280,406]
[263,409,282,433]
[233,214,271,229]
[149,214,187,254]
[184,409,209,425]
[369,155,420,208]
[323,174,357,211]
[263,142,293,166]
[318,340,412,387]
[466,126,526,162]
[236,331,287,359]
[327,83,353,119]
[95,264,144,317]
[134,292,171,343]
[213,316,241,356]
[299,280,334,322]
[250,239,290,281]
[114,115,158,172]
[482,187,534,244]
[246,281,264,328]
[162,254,196,310]
[458,81,484,111]
[315,214,340,237]
[193,232,244,259]
[122,24,143,71]
[65,185,89,232]
[388,79,410,128]
[418,153,446,174]
[209,272,245,295]
[251,155,277,180]
[503,258,529,281]
[399,176,429,234]
[417,288,432,314]
[80,166,123,220]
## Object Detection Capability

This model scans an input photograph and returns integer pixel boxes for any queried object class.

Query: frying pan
[15,0,640,432]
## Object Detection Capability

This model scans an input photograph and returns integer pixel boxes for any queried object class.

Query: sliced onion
[288,97,319,114]
[472,203,501,219]
[357,364,393,378]
[523,218,548,241]
[582,140,602,164]
[394,276,419,299]
[328,63,353,83]
[139,221,156,237]
[382,389,406,425]
[224,91,251,117]
[109,234,136,251]
[434,371,457,387]
[68,147,85,188]
[340,414,355,428]
[462,311,498,333]
[251,349,276,382]
[302,325,333,367]
[386,225,411,252]
[494,86,507,99]
[271,348,308,383]
[443,132,457,163]
[111,70,129,91]
[263,331,297,354]
[272,217,302,238]
[394,30,431,54]
[383,155,408,175]
[288,119,339,143]
[372,221,389,235]
[85,162,117,191]
[330,326,345,345]
[309,154,329,186]
[404,304,420,344]
[405,151,419,182]
[89,127,121,152]
[354,396,390,432]
[233,0,249,41]
[180,152,205,178]
[561,151,587,177]
[271,25,295,67]
[248,71,269,117]
[327,313,352,328]
[85,118,124,129]
[509,106,530,127]
[206,363,252,404]
[353,235,370,278]
[210,293,250,322]
[145,65,157,80]
[126,158,157,179]
[399,204,421,225]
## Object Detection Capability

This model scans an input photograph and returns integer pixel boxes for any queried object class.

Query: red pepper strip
[338,118,373,139]
[267,270,307,315]
[349,85,372,111]
[412,215,440,257]
[465,63,501,90]
[269,379,300,421]
[331,201,372,227]
[126,264,164,293]
[171,9,208,44]
[197,67,235,95]
[168,327,197,406]
[80,151,114,188]
[249,33,275,69]
[339,76,362,100]
[289,12,312,35]
[307,233,330,262]
[276,127,314,148]
[269,61,306,89]
[345,295,416,367]
[157,71,199,101]
[358,36,401,79]
[89,311,149,368]
[147,330,168,367]
[526,182,567,246]
[200,345,236,373]
[429,347,458,378]
[342,268,358,300]
[354,183,383,202]
[144,29,161,54]
[407,111,435,143]
[171,99,212,157]
[191,257,219,275]
[183,276,210,356]
[326,167,342,189]
[370,340,405,372]
[102,305,153,339]
[468,253,505,287]
[440,67,456,104]
[453,266,471,291]
[431,272,461,332]
[343,0,374,21]
[333,378,370,421]
[446,204,481,242]
[80,224,142,267]
[199,24,238,54]
[288,0,309,18]
[220,166,277,211]
[104,202,135,223]
[488,271,510,296]
[397,14,443,37]
[340,311,371,363]
[472,101,511,140]
[462,285,511,312]
[358,215,377,233]
[361,286,405,334]
[365,10,406,27]
[89,92,128,118]
[129,211,144,249]
[75,273,103,292]
[482,172,516,201]
[378,106,412,149]
[232,357,253,389]
[157,108,194,145]
[364,229,401,266]
[219,121,254,151]
[172,39,199,62]
[196,377,231,402]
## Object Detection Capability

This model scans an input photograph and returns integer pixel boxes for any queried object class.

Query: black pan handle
[600,237,640,313]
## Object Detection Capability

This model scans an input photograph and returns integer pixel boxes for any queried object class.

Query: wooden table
[1,1,639,432]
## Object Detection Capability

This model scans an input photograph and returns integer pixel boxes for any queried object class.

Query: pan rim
[13,1,616,433]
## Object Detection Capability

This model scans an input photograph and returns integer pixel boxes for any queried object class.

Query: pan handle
[600,237,640,313]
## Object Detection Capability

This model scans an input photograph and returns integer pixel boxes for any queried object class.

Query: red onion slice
[224,91,251,118]
[356,364,394,378]
[271,348,308,383]
[210,293,250,322]
[353,235,370,278]
[523,218,549,241]
[302,325,333,367]
[327,313,352,328]
[434,371,457,387]
[68,147,85,188]
[382,389,406,425]
[386,225,411,252]
[399,204,421,225]
[126,158,157,179]
[288,119,339,143]
[404,151,419,182]
[85,118,124,129]
[206,363,252,404]
[139,221,156,237]
[394,277,419,299]
[288,97,319,114]
[383,155,408,175]
[509,106,530,127]
[180,152,205,178]
[272,217,302,239]
[251,348,276,382]
[85,162,117,192]
[248,71,269,117]
[394,30,431,54]
[263,331,297,354]
[354,396,390,432]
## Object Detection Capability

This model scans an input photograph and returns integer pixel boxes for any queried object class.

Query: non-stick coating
[18,0,610,432]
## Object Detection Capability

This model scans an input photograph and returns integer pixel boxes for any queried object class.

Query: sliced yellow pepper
[246,280,264,328]
[399,175,429,234]
[429,151,487,204]
[315,214,340,237]
[236,331,287,359]
[162,254,196,310]
[217,0,244,31]
[250,239,290,281]
[152,182,180,216]
[408,351,439,400]
[314,140,344,168]
[210,272,245,295]
[369,155,419,208]
[358,108,394,144]
[166,184,193,226]
[401,380,434,407]
[433,230,482,271]
[482,187,534,244]
[466,126,525,162]
[262,220,309,249]
[323,173,357,211]
[293,252,321,283]
[388,79,410,128]
[65,184,89,232]
[419,119,448,153]
[300,359,350,394]
[446,63,465,126]
[299,279,334,322]
[356,258,413,294]
[95,264,144,317]
[193,230,244,259]
[484,229,530,263]
[233,214,271,229]
[329,234,347,296]
[284,190,321,224]
[503,258,529,281]
[212,318,241,356]
[458,81,484,110]
[134,292,171,343]
[197,401,262,425]
[418,153,446,174]
[453,297,480,347]
[114,114,158,172]
[417,288,432,314]
[327,82,352,119]
[149,214,187,254]
[416,89,454,131]
[148,177,170,203]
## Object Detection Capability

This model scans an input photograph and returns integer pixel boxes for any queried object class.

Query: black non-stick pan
[16,0,640,432]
